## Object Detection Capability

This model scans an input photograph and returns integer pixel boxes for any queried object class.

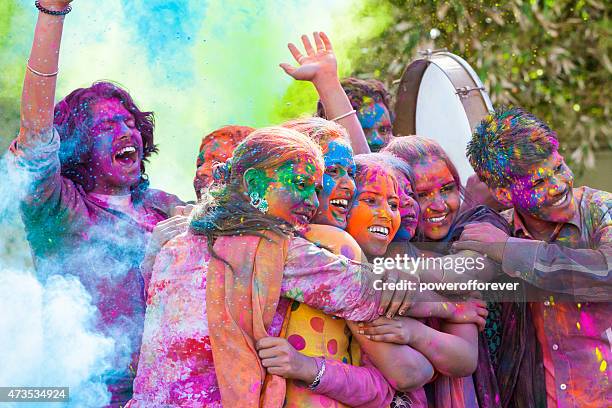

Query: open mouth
[402,213,417,223]
[329,198,350,212]
[368,225,390,237]
[551,190,570,207]
[293,210,314,225]
[425,213,448,224]
[113,145,139,167]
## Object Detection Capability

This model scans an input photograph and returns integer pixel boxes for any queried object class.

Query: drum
[393,49,494,184]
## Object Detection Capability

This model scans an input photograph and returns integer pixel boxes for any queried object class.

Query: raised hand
[280,31,338,85]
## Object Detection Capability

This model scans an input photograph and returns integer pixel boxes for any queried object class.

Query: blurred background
[2,0,609,201]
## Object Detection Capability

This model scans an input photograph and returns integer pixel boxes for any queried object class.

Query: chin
[425,228,449,241]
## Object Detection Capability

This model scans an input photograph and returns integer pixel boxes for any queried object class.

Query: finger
[257,347,280,359]
[476,317,486,331]
[313,31,324,52]
[287,43,304,64]
[360,325,395,336]
[320,31,333,51]
[301,34,315,56]
[365,333,398,343]
[452,241,483,252]
[397,282,415,317]
[279,63,297,77]
[260,357,283,368]
[256,337,282,350]
[364,317,394,327]
[384,286,406,319]
[378,268,399,315]
[159,221,188,234]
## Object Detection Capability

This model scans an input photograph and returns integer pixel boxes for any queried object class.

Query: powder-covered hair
[282,116,349,145]
[194,125,255,198]
[190,126,324,258]
[353,153,399,194]
[53,81,156,195]
[383,136,462,191]
[468,105,559,188]
[367,153,416,196]
[316,77,394,121]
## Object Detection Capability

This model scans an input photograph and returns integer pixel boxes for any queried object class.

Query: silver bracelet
[308,358,326,390]
[26,60,58,77]
[330,109,356,122]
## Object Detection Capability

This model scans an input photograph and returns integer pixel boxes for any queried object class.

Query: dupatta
[206,231,291,408]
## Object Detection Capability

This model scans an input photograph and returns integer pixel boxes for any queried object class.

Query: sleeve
[313,353,395,408]
[281,236,382,322]
[8,128,88,226]
[501,192,612,301]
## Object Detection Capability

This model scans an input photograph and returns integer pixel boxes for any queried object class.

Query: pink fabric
[315,353,394,407]
[129,232,381,407]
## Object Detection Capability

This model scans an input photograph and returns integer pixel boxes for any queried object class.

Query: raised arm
[18,1,72,141]
[280,32,370,154]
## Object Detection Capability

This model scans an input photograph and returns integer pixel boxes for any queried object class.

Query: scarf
[206,231,291,408]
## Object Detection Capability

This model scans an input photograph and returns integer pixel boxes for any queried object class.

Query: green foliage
[346,0,611,174]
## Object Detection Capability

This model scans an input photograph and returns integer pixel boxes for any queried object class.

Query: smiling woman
[346,154,401,257]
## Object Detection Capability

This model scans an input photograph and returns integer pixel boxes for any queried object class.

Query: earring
[249,191,269,214]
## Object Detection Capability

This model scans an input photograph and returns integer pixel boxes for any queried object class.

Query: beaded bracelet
[35,1,72,16]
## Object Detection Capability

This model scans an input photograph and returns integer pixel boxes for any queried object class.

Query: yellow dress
[284,225,364,408]
[284,302,362,408]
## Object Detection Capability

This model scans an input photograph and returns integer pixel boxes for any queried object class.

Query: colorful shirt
[284,302,394,408]
[502,186,611,407]
[8,129,183,406]
[130,232,381,407]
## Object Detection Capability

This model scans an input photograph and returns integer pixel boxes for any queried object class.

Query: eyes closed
[531,163,566,188]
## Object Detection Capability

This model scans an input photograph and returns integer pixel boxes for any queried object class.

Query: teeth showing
[117,146,136,156]
[330,199,349,208]
[368,226,389,236]
[427,215,446,223]
[551,192,568,207]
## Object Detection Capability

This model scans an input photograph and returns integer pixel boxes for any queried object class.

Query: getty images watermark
[370,253,520,294]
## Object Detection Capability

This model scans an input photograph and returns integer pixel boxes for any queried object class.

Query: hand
[280,32,338,87]
[445,299,489,331]
[452,222,510,262]
[256,337,319,382]
[379,268,417,319]
[146,215,189,254]
[171,204,195,217]
[463,175,510,212]
[357,316,414,344]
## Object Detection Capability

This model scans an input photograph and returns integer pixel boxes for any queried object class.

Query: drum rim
[393,51,493,136]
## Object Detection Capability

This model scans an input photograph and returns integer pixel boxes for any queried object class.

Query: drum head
[394,52,493,185]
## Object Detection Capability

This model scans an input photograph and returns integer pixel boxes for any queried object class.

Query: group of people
[9,1,610,407]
